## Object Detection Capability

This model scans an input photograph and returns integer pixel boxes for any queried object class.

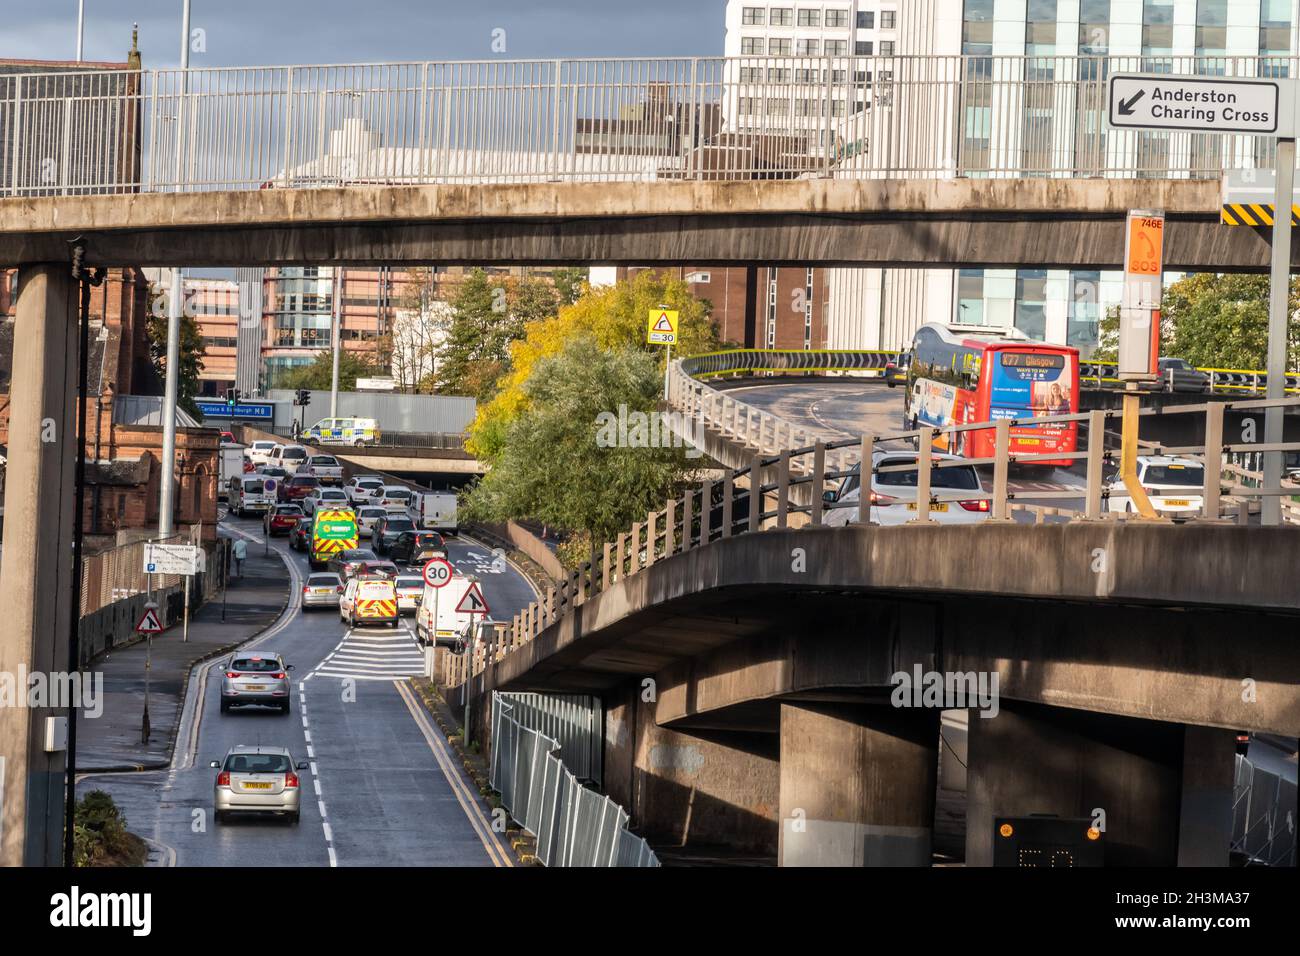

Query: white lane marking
[310,762,318,775]
[322,821,333,840]
[313,779,322,796]
[307,744,315,758]
[393,680,513,868]
[319,801,328,819]
[328,846,338,867]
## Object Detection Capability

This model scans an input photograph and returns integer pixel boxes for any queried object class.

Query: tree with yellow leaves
[467,270,719,461]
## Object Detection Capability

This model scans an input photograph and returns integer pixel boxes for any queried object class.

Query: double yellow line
[393,680,514,867]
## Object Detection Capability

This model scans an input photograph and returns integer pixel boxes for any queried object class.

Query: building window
[767,97,791,115]
[856,11,874,29]
[742,6,764,25]
[1026,0,1058,57]
[770,37,792,55]
[798,9,820,27]
[856,41,874,55]
[881,10,896,30]
[1015,270,1049,341]
[797,39,820,56]
[825,39,847,55]
[739,66,763,82]
[770,7,793,26]
[1260,0,1293,77]
[1195,0,1229,68]
[879,40,894,56]
[1142,0,1176,69]
[738,96,759,114]
[741,36,765,55]
[826,9,849,28]
[1079,0,1111,56]
[963,0,995,56]
[1068,271,1102,350]
[768,67,792,82]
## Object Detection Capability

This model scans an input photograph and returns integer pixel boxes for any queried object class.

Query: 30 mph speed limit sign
[422,557,454,588]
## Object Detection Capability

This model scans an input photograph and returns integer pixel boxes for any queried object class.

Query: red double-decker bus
[902,323,1079,468]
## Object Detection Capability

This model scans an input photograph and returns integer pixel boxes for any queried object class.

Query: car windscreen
[231,658,283,672]
[1144,464,1204,487]
[225,753,291,774]
[875,460,982,491]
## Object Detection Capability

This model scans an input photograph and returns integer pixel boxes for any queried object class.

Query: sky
[0,0,726,67]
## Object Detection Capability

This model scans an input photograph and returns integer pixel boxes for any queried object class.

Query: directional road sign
[455,581,490,615]
[1108,74,1284,135]
[135,604,163,633]
[423,557,454,589]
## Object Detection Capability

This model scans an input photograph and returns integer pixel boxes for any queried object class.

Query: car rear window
[242,479,265,493]
[416,533,443,547]
[225,753,291,774]
[308,573,340,586]
[358,479,382,488]
[311,456,339,466]
[359,507,385,518]
[385,517,415,530]
[276,505,302,514]
[343,549,378,561]
[291,476,319,487]
[396,577,423,589]
[385,488,411,498]
[231,657,283,672]
[875,460,982,491]
[1145,464,1204,487]
[283,448,307,460]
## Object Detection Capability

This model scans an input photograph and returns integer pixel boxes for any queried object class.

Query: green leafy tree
[433,269,522,400]
[462,336,699,557]
[146,296,205,420]
[1093,274,1300,369]
[278,349,377,392]
[551,267,588,307]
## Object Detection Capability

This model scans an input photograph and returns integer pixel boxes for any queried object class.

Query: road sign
[454,581,490,615]
[1220,170,1300,226]
[143,543,203,575]
[1124,213,1164,280]
[646,308,679,346]
[1119,209,1164,382]
[1108,74,1283,135]
[195,400,275,421]
[423,557,454,589]
[135,604,163,633]
[263,478,278,495]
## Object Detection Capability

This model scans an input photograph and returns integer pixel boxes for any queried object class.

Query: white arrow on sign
[1108,73,1285,136]
[455,581,489,615]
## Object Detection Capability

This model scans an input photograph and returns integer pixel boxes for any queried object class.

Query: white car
[822,451,991,526]
[302,487,352,516]
[344,476,385,505]
[245,440,279,467]
[1106,455,1205,519]
[377,485,414,514]
[355,506,388,536]
[302,454,344,485]
[268,443,310,475]
[394,575,424,615]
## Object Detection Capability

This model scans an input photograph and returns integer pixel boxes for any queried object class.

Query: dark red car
[264,503,305,536]
[279,474,320,504]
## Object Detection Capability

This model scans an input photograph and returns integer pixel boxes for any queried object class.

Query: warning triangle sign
[455,581,490,615]
[653,313,674,332]
[135,607,163,633]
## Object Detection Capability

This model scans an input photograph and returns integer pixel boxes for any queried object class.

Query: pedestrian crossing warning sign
[647,309,679,346]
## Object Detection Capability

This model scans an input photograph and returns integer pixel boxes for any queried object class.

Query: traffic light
[296,388,311,407]
[225,387,242,409]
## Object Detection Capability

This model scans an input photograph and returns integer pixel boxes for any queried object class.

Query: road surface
[77,516,538,867]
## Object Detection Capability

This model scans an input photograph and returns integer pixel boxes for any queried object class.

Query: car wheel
[280,700,291,716]
[219,699,229,714]
[215,810,227,825]
[289,811,300,825]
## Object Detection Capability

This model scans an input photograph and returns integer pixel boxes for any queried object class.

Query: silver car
[302,572,342,611]
[219,652,295,714]
[211,745,307,824]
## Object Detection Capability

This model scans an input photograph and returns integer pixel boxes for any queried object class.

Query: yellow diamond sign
[647,308,679,346]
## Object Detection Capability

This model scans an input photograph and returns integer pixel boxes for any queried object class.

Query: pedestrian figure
[232,538,247,578]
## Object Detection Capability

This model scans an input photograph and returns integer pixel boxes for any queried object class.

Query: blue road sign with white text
[196,401,274,421]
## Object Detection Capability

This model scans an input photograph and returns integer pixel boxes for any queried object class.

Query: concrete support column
[1176,725,1237,867]
[779,702,939,867]
[0,264,77,867]
[966,702,1183,867]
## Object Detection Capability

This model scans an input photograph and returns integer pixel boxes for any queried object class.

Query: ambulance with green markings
[310,508,359,571]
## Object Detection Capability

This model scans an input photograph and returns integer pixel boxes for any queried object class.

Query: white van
[414,574,477,649]
[230,474,278,517]
[303,417,381,446]
[410,491,458,534]
[268,444,310,475]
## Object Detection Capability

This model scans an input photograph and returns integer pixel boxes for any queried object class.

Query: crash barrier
[489,692,657,867]
[1231,753,1298,867]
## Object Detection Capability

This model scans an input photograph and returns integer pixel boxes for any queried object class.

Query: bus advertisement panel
[986,349,1078,465]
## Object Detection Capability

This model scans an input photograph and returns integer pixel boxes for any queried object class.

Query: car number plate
[242,684,265,691]
[1163,499,1190,507]
[905,502,949,512]
[243,782,272,790]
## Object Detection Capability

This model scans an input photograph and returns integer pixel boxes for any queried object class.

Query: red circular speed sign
[423,557,454,588]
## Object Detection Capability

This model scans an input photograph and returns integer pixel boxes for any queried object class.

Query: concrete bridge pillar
[965,702,1184,867]
[778,702,939,867]
[1176,725,1237,867]
[0,263,78,866]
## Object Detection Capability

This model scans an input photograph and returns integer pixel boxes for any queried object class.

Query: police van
[303,417,381,446]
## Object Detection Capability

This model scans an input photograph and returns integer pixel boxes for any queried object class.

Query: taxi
[339,576,400,629]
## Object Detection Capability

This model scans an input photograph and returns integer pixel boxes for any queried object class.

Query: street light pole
[159,0,193,535]
[1262,138,1295,527]
[76,0,85,61]
[331,266,344,419]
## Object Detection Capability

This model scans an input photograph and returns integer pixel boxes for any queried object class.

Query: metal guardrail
[489,692,657,867]
[7,55,1300,196]
[446,361,1300,692]
[1231,753,1298,867]
[680,349,1300,396]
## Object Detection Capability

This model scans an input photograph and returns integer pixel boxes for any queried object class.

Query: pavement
[76,537,292,772]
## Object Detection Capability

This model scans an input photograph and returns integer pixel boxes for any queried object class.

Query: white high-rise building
[728,1,1300,354]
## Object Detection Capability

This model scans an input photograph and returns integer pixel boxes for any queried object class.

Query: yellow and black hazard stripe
[357,599,397,618]
[1221,202,1300,227]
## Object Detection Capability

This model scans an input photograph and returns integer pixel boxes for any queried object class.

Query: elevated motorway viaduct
[0,177,1288,271]
[463,522,1300,867]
